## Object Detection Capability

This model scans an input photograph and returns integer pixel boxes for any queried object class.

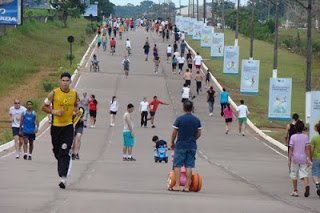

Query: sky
[110,0,249,7]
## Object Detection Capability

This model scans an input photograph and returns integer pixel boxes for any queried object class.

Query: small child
[152,135,167,149]
[311,122,320,197]
[288,120,311,197]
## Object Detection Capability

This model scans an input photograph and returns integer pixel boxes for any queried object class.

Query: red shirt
[88,99,97,111]
[110,40,116,47]
[149,99,164,112]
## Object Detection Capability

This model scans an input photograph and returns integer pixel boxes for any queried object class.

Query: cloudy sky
[110,0,249,7]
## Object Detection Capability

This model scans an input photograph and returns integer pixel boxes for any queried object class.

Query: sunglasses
[14,102,20,104]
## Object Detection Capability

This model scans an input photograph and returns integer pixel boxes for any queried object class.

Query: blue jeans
[173,149,196,168]
[208,101,214,113]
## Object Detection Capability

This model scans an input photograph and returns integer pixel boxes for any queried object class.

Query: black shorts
[225,118,233,123]
[188,64,193,69]
[110,111,117,115]
[90,110,97,118]
[75,126,84,135]
[178,63,184,70]
[51,124,74,151]
[23,133,36,141]
[12,127,21,137]
[172,63,177,69]
[185,80,191,86]
[181,98,189,103]
[149,111,156,117]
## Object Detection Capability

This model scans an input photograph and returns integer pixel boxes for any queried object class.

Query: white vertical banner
[268,78,292,121]
[201,26,213,48]
[223,46,239,75]
[192,22,203,40]
[187,18,195,36]
[210,33,224,58]
[240,59,260,95]
[308,91,320,139]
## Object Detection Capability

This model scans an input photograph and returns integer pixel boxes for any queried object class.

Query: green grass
[186,29,320,143]
[24,8,52,17]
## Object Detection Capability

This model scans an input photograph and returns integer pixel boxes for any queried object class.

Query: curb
[185,40,287,152]
[0,34,98,154]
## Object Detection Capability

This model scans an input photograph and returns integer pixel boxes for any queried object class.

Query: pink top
[223,108,233,119]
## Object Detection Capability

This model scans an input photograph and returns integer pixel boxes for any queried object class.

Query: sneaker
[23,154,28,160]
[225,130,229,134]
[316,184,320,197]
[290,191,299,197]
[28,156,32,160]
[15,153,20,159]
[59,182,66,189]
[152,125,155,128]
[304,186,310,197]
[72,154,76,160]
[90,125,94,128]
[128,157,136,161]
[123,157,128,161]
[75,154,80,160]
[84,125,87,128]
[242,134,245,136]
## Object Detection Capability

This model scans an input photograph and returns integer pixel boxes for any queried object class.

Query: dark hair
[240,100,244,104]
[111,96,116,104]
[315,123,320,134]
[127,103,134,109]
[223,87,226,92]
[91,95,97,105]
[292,113,299,121]
[227,103,231,110]
[26,100,33,105]
[153,96,157,99]
[60,72,71,79]
[295,120,305,133]
[183,100,193,112]
[152,135,159,142]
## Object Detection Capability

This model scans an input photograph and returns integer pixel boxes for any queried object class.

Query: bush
[42,79,58,92]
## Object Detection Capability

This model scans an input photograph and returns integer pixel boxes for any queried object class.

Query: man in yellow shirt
[42,72,79,189]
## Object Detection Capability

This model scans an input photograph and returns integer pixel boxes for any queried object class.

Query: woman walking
[89,94,98,128]
[223,103,233,134]
[109,96,118,127]
[207,86,215,116]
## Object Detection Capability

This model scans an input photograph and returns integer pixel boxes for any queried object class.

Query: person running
[237,100,249,136]
[181,83,190,103]
[171,55,177,74]
[207,86,215,116]
[170,100,202,192]
[125,38,132,55]
[153,55,160,74]
[121,55,130,78]
[123,103,136,161]
[140,97,149,128]
[110,37,116,54]
[72,106,85,160]
[288,120,311,197]
[311,122,320,197]
[149,96,169,128]
[194,52,203,71]
[19,101,38,160]
[205,69,211,89]
[180,40,187,56]
[42,72,79,189]
[109,96,118,127]
[183,68,192,87]
[173,41,178,53]
[80,92,89,128]
[186,50,193,71]
[162,28,166,42]
[220,88,229,116]
[166,28,170,41]
[223,103,233,134]
[285,113,300,149]
[153,44,158,58]
[88,94,98,128]
[143,41,150,61]
[177,54,185,74]
[9,98,26,159]
[194,70,204,95]
[166,44,172,62]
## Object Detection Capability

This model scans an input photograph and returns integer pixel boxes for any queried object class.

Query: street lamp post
[235,0,240,46]
[203,0,206,23]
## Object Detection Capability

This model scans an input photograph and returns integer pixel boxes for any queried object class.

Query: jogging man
[42,72,79,189]
[149,96,169,128]
[170,100,202,191]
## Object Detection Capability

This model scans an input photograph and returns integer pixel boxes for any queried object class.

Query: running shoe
[290,191,298,197]
[59,182,66,189]
[23,154,28,160]
[123,157,128,161]
[75,154,80,160]
[316,184,320,197]
[152,125,155,128]
[128,157,136,161]
[28,156,32,160]
[304,186,310,197]
[15,153,20,159]
[71,154,76,160]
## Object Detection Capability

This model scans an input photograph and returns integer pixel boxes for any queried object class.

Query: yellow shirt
[52,88,77,127]
[118,26,124,33]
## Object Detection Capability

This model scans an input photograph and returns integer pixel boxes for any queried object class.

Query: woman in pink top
[223,103,233,134]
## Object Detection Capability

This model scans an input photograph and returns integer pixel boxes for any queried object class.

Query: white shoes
[209,113,213,116]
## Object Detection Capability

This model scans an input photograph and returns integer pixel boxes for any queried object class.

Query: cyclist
[91,54,99,72]
[125,38,132,55]
[110,37,116,54]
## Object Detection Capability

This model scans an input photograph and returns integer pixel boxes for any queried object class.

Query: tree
[92,0,114,18]
[50,0,87,28]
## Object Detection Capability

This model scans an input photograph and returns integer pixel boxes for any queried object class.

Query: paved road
[0,28,319,213]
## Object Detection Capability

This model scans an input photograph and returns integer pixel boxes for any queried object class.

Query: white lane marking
[75,76,81,88]
[262,142,288,159]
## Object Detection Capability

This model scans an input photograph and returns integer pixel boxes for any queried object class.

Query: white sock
[128,155,132,158]
[123,155,127,158]
[60,177,67,184]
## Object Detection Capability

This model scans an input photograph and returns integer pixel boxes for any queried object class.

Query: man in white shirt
[166,44,172,62]
[181,83,190,103]
[177,54,185,74]
[194,52,203,71]
[9,98,26,159]
[139,97,149,127]
[125,38,132,55]
[237,100,249,136]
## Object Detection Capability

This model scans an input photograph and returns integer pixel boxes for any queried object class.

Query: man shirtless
[183,69,192,87]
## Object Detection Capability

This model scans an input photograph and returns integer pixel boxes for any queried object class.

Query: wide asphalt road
[0,27,319,213]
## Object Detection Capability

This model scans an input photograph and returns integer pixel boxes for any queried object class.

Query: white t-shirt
[140,101,149,112]
[182,87,190,99]
[194,55,203,65]
[125,40,131,48]
[9,106,26,127]
[110,100,118,112]
[180,33,185,41]
[237,104,248,118]
[167,46,172,54]
[177,56,185,64]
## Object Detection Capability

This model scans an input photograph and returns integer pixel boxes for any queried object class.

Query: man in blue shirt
[170,100,202,192]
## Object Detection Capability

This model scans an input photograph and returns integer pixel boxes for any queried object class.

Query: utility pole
[235,0,240,46]
[306,0,312,91]
[197,0,199,20]
[222,0,225,32]
[188,0,190,17]
[272,0,279,78]
[180,0,181,15]
[203,0,206,23]
[250,0,255,59]
[211,0,214,23]
[193,0,195,18]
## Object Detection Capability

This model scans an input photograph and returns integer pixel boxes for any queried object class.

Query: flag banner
[307,91,320,139]
[187,18,195,36]
[240,59,260,95]
[192,21,203,40]
[268,78,292,121]
[223,46,239,75]
[200,26,213,48]
[210,33,224,58]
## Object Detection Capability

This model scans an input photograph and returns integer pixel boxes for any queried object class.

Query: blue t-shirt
[220,91,229,104]
[23,111,36,134]
[172,113,202,150]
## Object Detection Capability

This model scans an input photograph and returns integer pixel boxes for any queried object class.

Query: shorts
[225,118,232,123]
[195,65,201,70]
[173,149,196,168]
[238,117,247,125]
[312,159,320,177]
[75,126,83,135]
[110,111,117,115]
[167,53,172,57]
[90,110,97,118]
[185,80,191,86]
[102,42,106,46]
[23,133,36,141]
[12,127,21,137]
[172,63,177,69]
[149,111,156,117]
[123,131,135,147]
[181,98,189,103]
[290,163,309,180]
[178,63,184,70]
[97,42,101,47]
[188,64,193,69]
